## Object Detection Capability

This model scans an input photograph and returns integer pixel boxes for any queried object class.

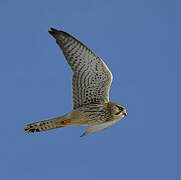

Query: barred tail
[24,115,71,133]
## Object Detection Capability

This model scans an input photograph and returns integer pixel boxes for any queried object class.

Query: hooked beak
[123,109,127,116]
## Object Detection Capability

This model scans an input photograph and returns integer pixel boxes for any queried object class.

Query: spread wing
[80,121,117,137]
[49,28,113,109]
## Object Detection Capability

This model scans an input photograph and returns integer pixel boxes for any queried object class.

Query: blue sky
[0,0,180,179]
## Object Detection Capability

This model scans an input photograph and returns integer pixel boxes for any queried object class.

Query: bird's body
[24,28,127,136]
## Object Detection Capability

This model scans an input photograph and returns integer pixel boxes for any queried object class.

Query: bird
[24,27,127,137]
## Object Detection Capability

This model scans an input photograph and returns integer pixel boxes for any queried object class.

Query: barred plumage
[24,28,127,136]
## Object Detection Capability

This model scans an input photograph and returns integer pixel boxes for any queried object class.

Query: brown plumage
[24,28,127,136]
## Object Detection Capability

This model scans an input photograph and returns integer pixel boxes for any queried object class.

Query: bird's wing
[49,28,113,109]
[80,121,117,137]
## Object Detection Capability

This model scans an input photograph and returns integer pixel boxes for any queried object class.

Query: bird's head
[111,103,127,120]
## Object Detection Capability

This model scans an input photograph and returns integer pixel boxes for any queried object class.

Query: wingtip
[50,27,58,31]
[48,27,59,35]
[48,27,70,38]
[80,131,87,137]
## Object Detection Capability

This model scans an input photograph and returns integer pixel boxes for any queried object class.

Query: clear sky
[0,0,180,179]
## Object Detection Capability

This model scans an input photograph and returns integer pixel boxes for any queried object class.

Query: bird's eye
[116,105,123,112]
[114,105,124,115]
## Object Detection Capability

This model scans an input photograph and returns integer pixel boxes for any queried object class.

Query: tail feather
[24,114,88,133]
[24,115,69,133]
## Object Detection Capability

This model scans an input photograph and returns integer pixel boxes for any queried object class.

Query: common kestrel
[24,28,127,137]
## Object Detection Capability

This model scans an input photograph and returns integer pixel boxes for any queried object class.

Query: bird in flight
[24,28,127,137]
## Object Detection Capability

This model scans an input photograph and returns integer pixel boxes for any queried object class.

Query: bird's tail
[24,114,87,133]
[24,115,71,133]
